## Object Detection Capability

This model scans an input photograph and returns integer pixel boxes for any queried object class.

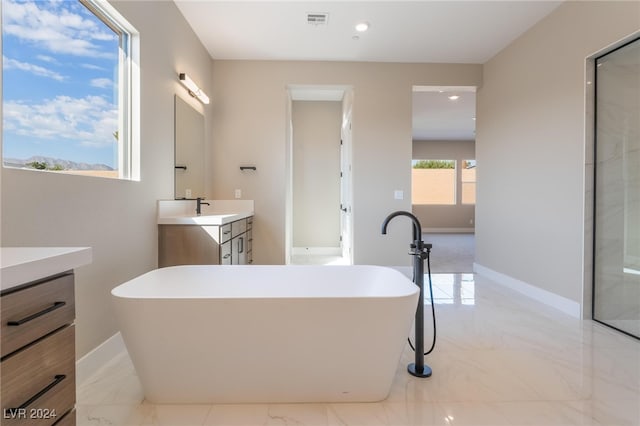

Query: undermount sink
[157,200,254,225]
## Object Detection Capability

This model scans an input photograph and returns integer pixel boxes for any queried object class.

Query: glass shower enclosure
[593,37,640,339]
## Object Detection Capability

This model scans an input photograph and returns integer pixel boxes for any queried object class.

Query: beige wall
[412,140,475,230]
[0,1,213,358]
[292,101,342,248]
[210,61,482,265]
[476,1,640,303]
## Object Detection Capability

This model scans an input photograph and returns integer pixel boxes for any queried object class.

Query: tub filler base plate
[408,362,432,378]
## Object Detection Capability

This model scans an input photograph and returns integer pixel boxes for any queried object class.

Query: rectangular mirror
[175,95,205,199]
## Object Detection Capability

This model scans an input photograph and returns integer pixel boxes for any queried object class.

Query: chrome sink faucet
[196,197,209,216]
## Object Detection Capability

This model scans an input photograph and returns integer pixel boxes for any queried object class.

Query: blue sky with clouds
[2,0,119,168]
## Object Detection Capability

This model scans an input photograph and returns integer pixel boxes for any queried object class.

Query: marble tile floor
[289,233,475,271]
[421,234,475,273]
[77,273,640,425]
[600,320,640,341]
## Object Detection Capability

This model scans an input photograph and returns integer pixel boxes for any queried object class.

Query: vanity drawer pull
[1,273,74,358]
[7,301,66,326]
[6,375,66,415]
[223,254,231,259]
[223,230,231,235]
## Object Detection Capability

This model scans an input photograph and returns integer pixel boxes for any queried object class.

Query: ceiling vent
[307,12,329,26]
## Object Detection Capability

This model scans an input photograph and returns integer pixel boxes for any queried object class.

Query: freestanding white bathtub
[111,265,418,404]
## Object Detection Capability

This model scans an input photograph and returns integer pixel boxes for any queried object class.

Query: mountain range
[3,156,113,171]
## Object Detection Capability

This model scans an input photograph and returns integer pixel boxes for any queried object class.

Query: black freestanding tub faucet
[381,210,432,378]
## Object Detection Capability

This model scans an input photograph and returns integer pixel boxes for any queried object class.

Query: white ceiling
[174,0,562,139]
[413,86,476,140]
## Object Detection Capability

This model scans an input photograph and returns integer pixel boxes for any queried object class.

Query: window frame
[2,0,139,180]
[461,159,477,205]
[81,0,138,180]
[411,159,457,206]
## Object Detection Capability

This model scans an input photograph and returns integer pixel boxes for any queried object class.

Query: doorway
[411,86,477,272]
[285,85,353,265]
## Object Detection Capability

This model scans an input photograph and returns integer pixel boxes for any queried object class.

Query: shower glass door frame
[592,36,640,340]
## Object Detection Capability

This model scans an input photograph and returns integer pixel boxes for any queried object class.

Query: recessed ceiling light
[352,35,360,41]
[472,117,476,120]
[448,95,460,100]
[355,22,369,32]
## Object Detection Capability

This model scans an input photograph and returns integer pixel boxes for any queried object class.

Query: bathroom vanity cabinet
[0,247,92,426]
[158,216,253,267]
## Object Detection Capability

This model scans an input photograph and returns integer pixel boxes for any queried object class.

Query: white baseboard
[473,263,581,318]
[76,331,126,385]
[292,247,342,256]
[423,228,475,234]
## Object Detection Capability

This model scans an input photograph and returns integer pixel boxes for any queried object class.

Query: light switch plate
[394,190,403,200]
[235,189,242,199]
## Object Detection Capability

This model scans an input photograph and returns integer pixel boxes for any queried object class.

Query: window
[411,160,456,205]
[2,0,138,179]
[461,159,476,204]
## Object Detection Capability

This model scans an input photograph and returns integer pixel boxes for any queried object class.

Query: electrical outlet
[235,189,242,199]
[185,189,192,198]
[394,190,404,200]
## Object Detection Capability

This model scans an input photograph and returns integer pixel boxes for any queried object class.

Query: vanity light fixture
[178,73,210,105]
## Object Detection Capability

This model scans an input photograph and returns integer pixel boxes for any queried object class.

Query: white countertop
[1,247,92,292]
[157,211,253,225]
[157,199,254,226]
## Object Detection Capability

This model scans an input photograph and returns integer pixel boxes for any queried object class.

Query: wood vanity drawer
[1,325,75,426]
[231,219,246,238]
[220,223,232,243]
[220,241,232,265]
[1,274,75,358]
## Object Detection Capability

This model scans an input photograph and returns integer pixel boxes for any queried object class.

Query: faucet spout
[381,210,422,242]
[196,197,210,216]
